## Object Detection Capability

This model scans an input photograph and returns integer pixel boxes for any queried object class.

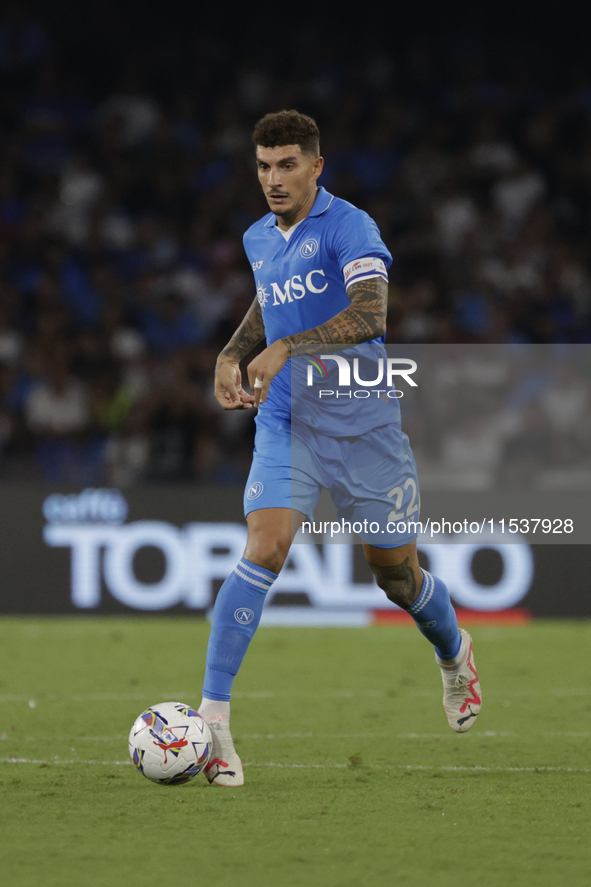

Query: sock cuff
[409,569,435,615]
[201,688,231,702]
[233,557,278,593]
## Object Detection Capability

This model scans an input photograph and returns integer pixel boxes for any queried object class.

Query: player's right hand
[214,361,256,410]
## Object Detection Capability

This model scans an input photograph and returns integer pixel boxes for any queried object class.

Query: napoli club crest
[247,481,264,500]
[300,239,319,258]
[234,608,255,624]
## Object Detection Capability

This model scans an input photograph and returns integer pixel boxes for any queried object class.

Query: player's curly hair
[252,110,320,156]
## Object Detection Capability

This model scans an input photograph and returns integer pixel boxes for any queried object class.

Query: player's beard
[267,192,291,216]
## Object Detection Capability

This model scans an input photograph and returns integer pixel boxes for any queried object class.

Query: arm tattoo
[281,277,388,355]
[218,297,265,364]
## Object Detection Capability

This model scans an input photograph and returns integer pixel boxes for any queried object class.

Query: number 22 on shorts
[387,478,419,522]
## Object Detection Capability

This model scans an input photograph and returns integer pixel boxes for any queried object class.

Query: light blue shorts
[243,409,420,548]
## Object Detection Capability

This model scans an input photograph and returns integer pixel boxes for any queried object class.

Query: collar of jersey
[263,186,334,227]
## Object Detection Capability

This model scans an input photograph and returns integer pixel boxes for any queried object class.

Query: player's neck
[276,188,319,231]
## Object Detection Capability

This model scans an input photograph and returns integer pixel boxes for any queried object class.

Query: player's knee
[369,562,418,610]
[243,535,290,575]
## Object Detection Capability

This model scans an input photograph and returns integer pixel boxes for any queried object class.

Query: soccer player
[199,111,481,787]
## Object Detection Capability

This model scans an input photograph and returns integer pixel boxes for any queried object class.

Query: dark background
[1,1,590,616]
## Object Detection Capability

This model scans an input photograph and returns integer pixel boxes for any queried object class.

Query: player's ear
[312,155,324,180]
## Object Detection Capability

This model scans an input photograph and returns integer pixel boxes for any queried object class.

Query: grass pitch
[1,618,590,887]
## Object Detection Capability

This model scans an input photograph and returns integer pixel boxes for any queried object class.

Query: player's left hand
[247,339,290,407]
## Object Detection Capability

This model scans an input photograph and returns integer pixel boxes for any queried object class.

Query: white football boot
[436,628,482,733]
[201,714,244,787]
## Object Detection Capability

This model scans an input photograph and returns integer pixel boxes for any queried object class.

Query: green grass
[1,618,590,887]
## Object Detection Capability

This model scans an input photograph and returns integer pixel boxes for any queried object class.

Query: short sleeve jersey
[243,187,392,345]
[243,187,396,432]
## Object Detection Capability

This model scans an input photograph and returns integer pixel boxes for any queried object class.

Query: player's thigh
[244,411,321,521]
[244,507,307,573]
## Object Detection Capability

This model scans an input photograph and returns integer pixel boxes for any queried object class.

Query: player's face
[256,144,324,228]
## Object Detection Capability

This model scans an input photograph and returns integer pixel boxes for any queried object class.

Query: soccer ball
[128,702,212,785]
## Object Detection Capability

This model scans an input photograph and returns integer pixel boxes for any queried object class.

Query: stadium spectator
[0,5,590,485]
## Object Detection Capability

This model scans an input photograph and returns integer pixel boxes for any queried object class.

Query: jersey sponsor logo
[252,260,264,270]
[256,281,270,308]
[300,238,319,258]
[234,607,255,625]
[246,481,264,499]
[269,269,328,305]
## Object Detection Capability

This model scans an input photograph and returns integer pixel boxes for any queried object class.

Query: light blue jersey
[244,187,395,433]
[242,186,419,546]
[244,186,392,345]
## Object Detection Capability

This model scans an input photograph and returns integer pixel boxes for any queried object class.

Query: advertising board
[0,486,588,622]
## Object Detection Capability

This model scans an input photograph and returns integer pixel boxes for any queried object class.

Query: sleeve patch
[343,257,388,288]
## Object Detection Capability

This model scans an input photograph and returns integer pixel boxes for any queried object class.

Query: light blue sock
[408,569,462,659]
[202,557,277,701]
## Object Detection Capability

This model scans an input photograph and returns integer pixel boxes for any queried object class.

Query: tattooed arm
[214,296,266,409]
[283,276,387,354]
[247,276,388,405]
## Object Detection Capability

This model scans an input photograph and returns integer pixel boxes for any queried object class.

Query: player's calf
[371,563,482,729]
[369,558,420,609]
[369,561,462,660]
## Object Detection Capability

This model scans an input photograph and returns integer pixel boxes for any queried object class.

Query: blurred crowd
[1,6,591,486]
[400,346,591,490]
